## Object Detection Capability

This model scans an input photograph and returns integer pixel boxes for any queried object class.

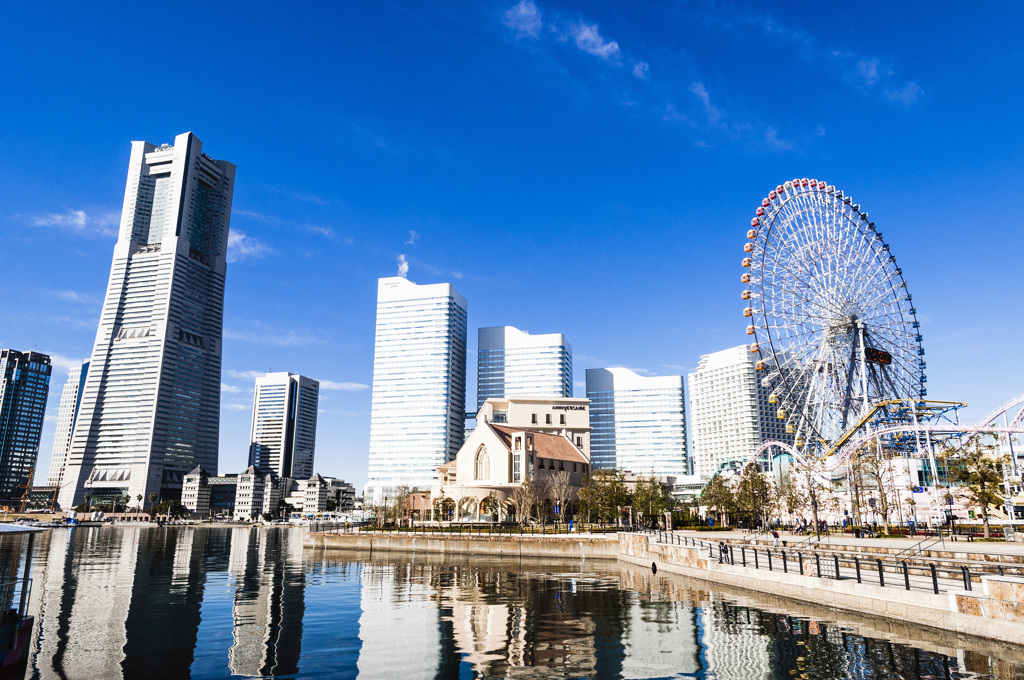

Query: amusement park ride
[739,178,1024,524]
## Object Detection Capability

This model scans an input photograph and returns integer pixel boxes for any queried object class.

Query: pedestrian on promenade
[772,529,779,547]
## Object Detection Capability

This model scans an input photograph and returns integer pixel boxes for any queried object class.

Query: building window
[531,413,537,424]
[576,436,582,447]
[559,414,566,425]
[573,462,577,472]
[546,414,552,424]
[475,446,490,480]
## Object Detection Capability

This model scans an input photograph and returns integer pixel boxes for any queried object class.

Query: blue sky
[3,1,1023,492]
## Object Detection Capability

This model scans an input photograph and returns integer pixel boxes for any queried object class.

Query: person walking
[772,529,779,547]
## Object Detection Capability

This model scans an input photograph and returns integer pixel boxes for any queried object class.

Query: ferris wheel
[741,178,926,456]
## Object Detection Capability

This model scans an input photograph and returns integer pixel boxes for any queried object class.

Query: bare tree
[510,479,538,527]
[549,470,573,523]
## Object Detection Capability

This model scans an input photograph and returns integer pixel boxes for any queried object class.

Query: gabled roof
[308,473,326,483]
[487,424,589,464]
[187,465,208,477]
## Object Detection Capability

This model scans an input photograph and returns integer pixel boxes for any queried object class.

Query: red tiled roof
[487,424,589,464]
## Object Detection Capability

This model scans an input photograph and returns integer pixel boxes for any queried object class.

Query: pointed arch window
[475,446,490,481]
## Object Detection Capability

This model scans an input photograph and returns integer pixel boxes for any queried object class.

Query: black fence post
[815,554,821,578]
[834,555,841,580]
[877,559,885,587]
[768,550,773,571]
[742,547,746,567]
[930,564,939,594]
[783,550,789,573]
[902,561,910,590]
[754,549,759,569]
[855,556,861,583]
[961,566,971,591]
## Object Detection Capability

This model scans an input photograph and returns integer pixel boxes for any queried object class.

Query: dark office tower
[58,132,236,509]
[0,350,52,501]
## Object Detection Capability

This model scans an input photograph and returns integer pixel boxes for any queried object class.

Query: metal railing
[640,528,1008,596]
[309,521,626,536]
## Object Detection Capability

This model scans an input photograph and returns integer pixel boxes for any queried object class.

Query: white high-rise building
[248,372,319,479]
[687,345,792,478]
[47,361,89,487]
[365,277,468,504]
[586,367,687,478]
[58,132,234,509]
[476,326,572,409]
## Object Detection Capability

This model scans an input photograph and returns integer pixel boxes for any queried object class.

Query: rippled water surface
[3,526,1020,679]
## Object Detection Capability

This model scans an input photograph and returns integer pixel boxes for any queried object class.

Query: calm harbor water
[1,526,1019,679]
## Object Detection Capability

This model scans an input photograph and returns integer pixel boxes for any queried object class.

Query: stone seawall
[306,531,619,560]
[618,533,1024,647]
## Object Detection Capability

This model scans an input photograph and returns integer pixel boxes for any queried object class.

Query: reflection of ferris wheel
[741,178,926,455]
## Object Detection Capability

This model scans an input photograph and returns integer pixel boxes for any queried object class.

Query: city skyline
[4,2,1024,492]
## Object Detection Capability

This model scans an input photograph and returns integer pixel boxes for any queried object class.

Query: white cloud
[632,61,649,79]
[815,124,827,137]
[503,0,542,39]
[571,22,620,61]
[856,58,879,86]
[220,383,241,393]
[227,369,265,380]
[405,230,419,246]
[885,82,924,106]
[689,82,722,124]
[56,290,98,304]
[226,229,272,263]
[48,353,87,373]
[320,380,369,392]
[224,327,328,346]
[397,254,409,278]
[30,209,119,237]
[763,127,793,152]
[223,403,248,411]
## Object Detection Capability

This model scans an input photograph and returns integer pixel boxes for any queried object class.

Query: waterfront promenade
[307,525,1024,648]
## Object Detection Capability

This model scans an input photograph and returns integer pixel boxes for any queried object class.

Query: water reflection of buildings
[24,526,305,679]
[227,527,304,678]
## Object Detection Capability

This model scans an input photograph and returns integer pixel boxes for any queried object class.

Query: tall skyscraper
[0,350,52,501]
[47,361,89,487]
[248,372,319,479]
[58,132,235,509]
[586,367,687,478]
[365,277,468,504]
[688,345,792,478]
[476,326,572,409]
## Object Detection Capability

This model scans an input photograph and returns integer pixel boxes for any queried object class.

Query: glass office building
[0,350,52,501]
[476,326,572,410]
[248,372,320,479]
[47,361,89,487]
[365,277,468,504]
[586,367,687,478]
[58,132,235,509]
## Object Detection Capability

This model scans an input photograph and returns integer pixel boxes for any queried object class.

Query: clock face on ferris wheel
[741,178,926,453]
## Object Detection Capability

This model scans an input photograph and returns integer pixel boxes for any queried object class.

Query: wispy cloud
[28,209,119,237]
[632,61,649,79]
[885,82,924,106]
[48,353,87,372]
[224,325,329,347]
[222,403,248,411]
[405,230,419,246]
[503,0,542,39]
[763,127,793,152]
[56,290,98,304]
[226,229,272,263]
[856,58,880,86]
[234,209,346,243]
[220,383,241,393]
[689,82,722,124]
[570,22,620,61]
[227,369,265,380]
[320,380,369,392]
[397,254,409,278]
